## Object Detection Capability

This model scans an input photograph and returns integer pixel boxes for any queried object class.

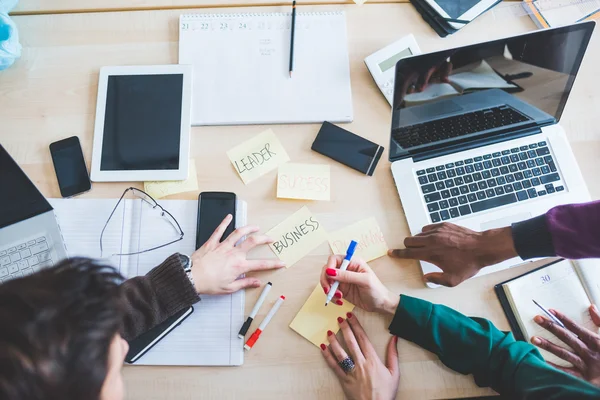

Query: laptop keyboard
[417,141,564,223]
[0,236,53,283]
[394,106,531,148]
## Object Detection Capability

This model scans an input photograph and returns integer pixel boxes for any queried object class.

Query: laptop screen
[389,22,595,161]
[0,146,52,229]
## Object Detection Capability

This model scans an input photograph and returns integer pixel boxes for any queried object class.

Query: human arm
[120,215,285,340]
[388,200,600,286]
[320,260,600,399]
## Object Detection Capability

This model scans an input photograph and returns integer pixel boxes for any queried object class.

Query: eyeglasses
[100,187,184,257]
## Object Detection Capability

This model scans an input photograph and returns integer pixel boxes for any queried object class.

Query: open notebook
[495,258,600,366]
[48,198,246,366]
[178,11,353,125]
[404,60,518,106]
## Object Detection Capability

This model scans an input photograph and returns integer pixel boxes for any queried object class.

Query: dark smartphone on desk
[49,136,91,197]
[125,306,194,364]
[312,122,384,176]
[196,192,237,249]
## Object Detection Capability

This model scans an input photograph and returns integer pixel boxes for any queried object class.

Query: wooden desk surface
[2,4,599,399]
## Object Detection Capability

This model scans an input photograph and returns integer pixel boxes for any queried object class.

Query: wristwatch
[179,254,195,288]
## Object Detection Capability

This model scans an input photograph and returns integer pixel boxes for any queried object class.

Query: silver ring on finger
[338,356,355,373]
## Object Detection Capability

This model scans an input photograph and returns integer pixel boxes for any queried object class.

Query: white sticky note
[328,218,388,262]
[266,206,328,267]
[227,129,290,184]
[277,163,330,201]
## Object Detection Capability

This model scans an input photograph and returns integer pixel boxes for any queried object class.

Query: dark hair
[0,258,125,400]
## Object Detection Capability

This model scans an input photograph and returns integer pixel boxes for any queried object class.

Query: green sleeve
[389,295,600,399]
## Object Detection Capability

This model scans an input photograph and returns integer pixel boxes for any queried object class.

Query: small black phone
[49,136,91,197]
[125,306,194,364]
[196,192,237,249]
[312,122,384,176]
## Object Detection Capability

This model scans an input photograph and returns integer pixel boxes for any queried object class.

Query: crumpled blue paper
[0,0,21,71]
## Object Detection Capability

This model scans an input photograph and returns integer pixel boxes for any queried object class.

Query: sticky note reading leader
[227,129,290,184]
[266,206,328,267]
[290,284,355,347]
[144,161,199,199]
[328,218,388,262]
[277,163,330,201]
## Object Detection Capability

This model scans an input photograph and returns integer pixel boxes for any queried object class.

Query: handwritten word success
[277,163,330,201]
[328,218,388,262]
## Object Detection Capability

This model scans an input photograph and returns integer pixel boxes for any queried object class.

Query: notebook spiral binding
[180,11,344,19]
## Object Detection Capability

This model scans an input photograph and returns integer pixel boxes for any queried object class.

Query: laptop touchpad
[480,212,532,231]
[408,101,463,120]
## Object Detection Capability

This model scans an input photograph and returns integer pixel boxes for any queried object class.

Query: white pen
[244,295,285,350]
[532,299,566,329]
[325,240,358,306]
[238,282,273,338]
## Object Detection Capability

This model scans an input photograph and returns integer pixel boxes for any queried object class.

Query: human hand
[320,255,398,315]
[321,313,400,400]
[531,305,600,387]
[388,222,517,287]
[191,214,285,295]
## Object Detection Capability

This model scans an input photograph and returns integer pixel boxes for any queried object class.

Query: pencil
[289,0,297,78]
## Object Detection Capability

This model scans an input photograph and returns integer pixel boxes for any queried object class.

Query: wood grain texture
[1,4,599,399]
[10,0,523,15]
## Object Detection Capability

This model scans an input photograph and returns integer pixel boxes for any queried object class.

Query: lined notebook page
[179,11,353,125]
[575,259,600,306]
[504,259,598,366]
[48,198,244,366]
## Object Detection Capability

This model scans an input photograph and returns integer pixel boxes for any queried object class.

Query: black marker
[238,282,273,338]
[289,0,297,78]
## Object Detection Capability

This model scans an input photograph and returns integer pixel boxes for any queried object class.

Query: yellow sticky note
[290,284,355,347]
[277,163,330,201]
[328,218,388,262]
[227,129,290,184]
[266,206,327,267]
[354,0,367,4]
[143,161,199,199]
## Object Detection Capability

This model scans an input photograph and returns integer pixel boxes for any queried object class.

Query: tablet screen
[433,0,481,19]
[101,74,183,171]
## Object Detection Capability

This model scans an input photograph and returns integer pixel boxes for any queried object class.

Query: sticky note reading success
[328,218,388,262]
[277,163,330,201]
[144,160,199,199]
[290,284,355,347]
[266,206,327,267]
[227,129,290,184]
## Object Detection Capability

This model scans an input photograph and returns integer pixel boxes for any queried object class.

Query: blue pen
[325,240,358,306]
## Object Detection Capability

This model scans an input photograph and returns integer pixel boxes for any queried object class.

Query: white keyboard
[0,236,54,283]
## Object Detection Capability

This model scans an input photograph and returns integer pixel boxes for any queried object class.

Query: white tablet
[91,65,192,182]
[423,0,499,30]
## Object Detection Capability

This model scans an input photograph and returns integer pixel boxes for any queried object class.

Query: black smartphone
[312,122,384,176]
[125,306,194,364]
[196,192,237,249]
[49,136,91,197]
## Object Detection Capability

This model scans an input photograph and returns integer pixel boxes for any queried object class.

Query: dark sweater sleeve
[119,253,200,341]
[389,295,600,399]
[512,201,600,259]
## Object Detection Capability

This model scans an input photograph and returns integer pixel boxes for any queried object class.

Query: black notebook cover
[494,258,564,342]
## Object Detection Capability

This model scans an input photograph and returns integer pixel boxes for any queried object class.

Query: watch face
[180,254,191,271]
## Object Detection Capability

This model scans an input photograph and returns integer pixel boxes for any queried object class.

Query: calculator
[364,34,421,107]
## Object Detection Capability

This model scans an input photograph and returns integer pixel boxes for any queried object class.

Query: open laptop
[0,145,68,282]
[389,22,595,287]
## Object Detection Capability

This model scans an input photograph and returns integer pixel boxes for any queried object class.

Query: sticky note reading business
[328,218,388,262]
[144,160,199,199]
[290,284,355,347]
[277,163,330,201]
[227,129,290,184]
[266,206,328,267]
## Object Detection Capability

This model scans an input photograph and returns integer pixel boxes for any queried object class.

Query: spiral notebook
[48,198,246,366]
[178,11,353,125]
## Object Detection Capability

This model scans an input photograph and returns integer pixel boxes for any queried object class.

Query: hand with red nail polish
[320,314,400,400]
[191,215,286,295]
[319,255,398,315]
